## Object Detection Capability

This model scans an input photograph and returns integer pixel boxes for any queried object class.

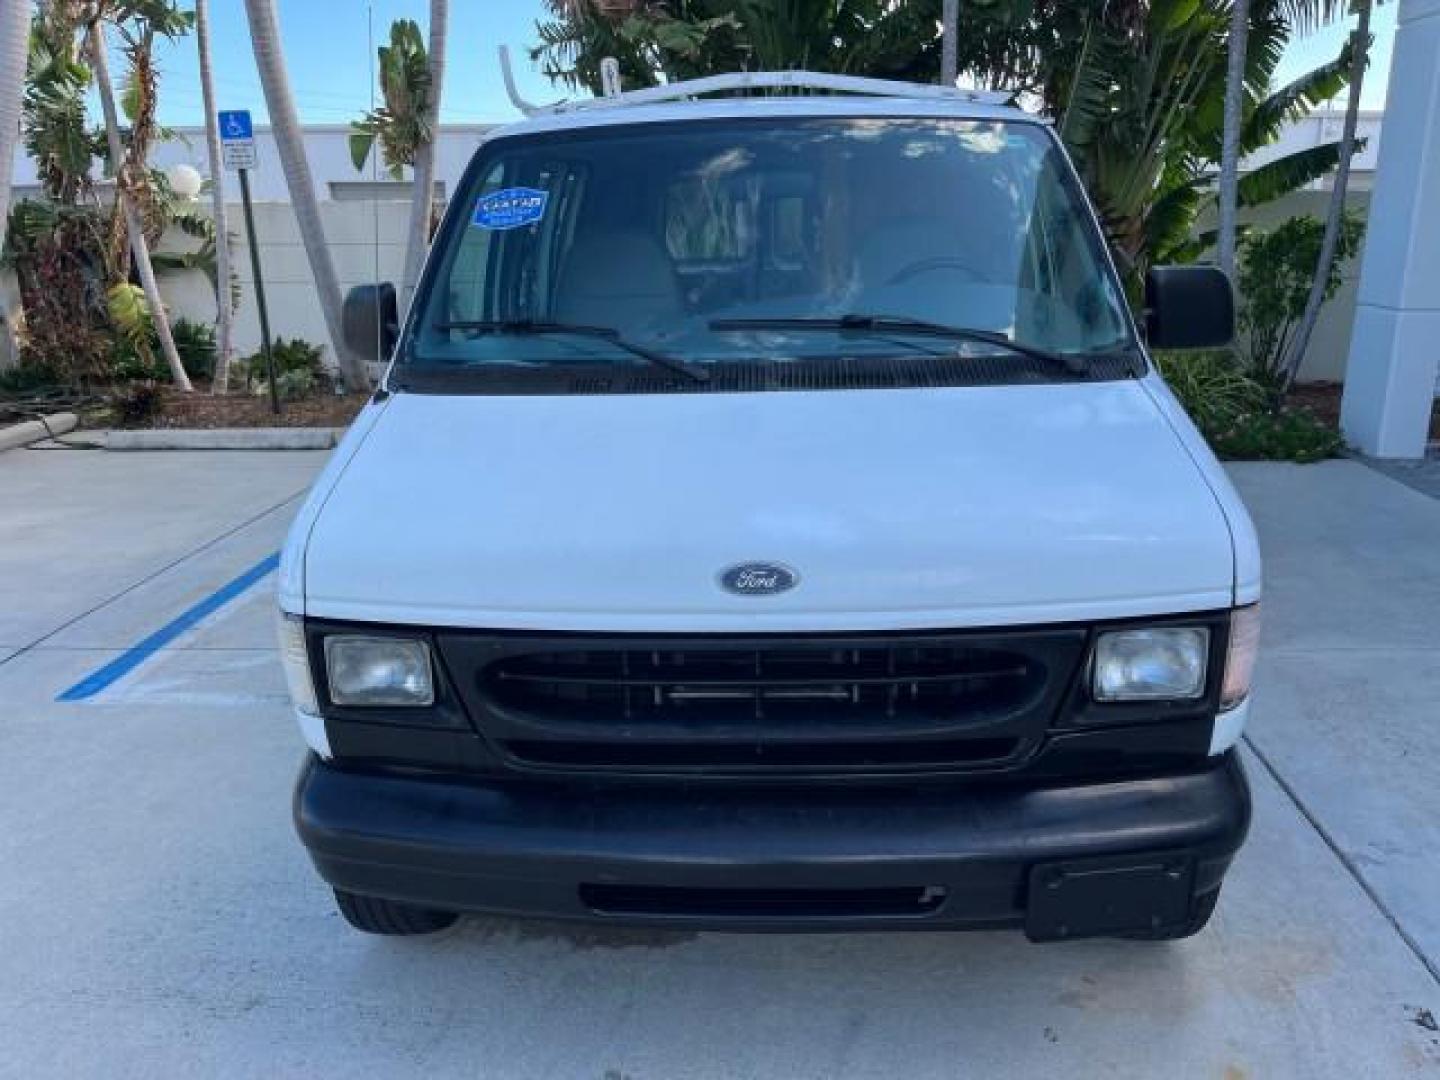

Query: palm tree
[400,0,446,315]
[1216,0,1250,279]
[1216,0,1344,280]
[534,0,937,93]
[942,0,959,85]
[243,0,369,392]
[194,0,235,392]
[1280,0,1373,389]
[1,0,31,366]
[348,14,445,315]
[0,0,28,257]
[88,14,192,391]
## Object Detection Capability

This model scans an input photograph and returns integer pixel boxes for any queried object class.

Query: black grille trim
[437,630,1089,777]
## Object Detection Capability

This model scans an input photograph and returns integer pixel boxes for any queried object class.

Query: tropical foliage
[349,6,449,314]
[1237,211,1364,379]
[3,0,211,387]
[348,18,433,180]
[1047,0,1355,282]
[533,0,1358,291]
[1154,349,1343,461]
[534,0,942,94]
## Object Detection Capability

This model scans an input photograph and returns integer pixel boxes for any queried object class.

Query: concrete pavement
[0,448,1437,1078]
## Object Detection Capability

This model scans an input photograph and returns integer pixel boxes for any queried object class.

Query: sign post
[218,110,279,416]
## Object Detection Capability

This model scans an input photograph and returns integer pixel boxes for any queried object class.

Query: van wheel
[1120,888,1221,941]
[333,889,459,936]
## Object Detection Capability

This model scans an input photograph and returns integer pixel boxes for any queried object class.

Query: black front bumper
[295,753,1250,939]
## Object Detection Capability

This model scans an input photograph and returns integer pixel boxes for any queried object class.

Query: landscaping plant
[1154,350,1344,462]
[107,379,166,426]
[1237,211,1364,383]
[348,5,449,315]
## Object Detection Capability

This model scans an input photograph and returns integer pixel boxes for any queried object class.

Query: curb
[0,412,79,453]
[104,427,343,451]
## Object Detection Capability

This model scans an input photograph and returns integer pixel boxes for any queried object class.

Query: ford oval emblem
[720,562,799,596]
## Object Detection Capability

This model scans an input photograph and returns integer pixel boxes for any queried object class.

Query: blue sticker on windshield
[473,187,549,230]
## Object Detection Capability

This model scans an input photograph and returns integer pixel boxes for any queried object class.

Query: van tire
[1121,888,1221,941]
[333,889,460,935]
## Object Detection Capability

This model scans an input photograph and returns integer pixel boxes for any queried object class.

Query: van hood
[300,382,1236,632]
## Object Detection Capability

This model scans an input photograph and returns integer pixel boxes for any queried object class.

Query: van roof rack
[499,46,1014,118]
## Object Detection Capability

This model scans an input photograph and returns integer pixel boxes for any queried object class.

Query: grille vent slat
[477,641,1051,773]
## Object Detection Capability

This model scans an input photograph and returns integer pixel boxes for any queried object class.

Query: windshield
[409,118,1134,382]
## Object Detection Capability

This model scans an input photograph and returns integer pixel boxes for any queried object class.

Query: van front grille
[486,644,1035,727]
[437,630,1088,776]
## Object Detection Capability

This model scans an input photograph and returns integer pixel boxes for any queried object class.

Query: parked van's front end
[279,90,1259,941]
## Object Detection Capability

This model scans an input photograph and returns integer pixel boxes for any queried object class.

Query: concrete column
[1340,0,1440,458]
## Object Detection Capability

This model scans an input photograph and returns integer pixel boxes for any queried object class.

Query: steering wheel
[884,256,991,287]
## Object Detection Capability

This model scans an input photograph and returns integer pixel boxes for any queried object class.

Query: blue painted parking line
[56,552,280,702]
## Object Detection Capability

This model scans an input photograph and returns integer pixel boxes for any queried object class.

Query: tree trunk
[1,0,31,366]
[90,21,193,392]
[195,0,236,394]
[400,0,447,317]
[1216,0,1249,280]
[0,0,26,253]
[941,0,959,86]
[1280,0,1372,392]
[243,0,370,393]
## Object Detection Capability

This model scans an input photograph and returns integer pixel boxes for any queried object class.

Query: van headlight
[1092,627,1209,702]
[324,635,435,707]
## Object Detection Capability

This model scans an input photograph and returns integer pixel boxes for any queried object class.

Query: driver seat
[554,230,682,335]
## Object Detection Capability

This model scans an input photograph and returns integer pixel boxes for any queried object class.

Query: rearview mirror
[1144,266,1234,350]
[343,283,399,364]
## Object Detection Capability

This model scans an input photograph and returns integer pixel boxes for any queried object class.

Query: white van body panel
[277,396,391,616]
[295,380,1237,633]
[1140,371,1263,604]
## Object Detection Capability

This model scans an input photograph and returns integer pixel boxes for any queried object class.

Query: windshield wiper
[709,314,1092,376]
[436,320,710,383]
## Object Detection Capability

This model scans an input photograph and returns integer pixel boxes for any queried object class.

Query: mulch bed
[1289,381,1440,442]
[132,386,367,430]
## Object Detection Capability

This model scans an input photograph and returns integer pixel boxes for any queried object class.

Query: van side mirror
[343,283,399,363]
[1144,266,1234,350]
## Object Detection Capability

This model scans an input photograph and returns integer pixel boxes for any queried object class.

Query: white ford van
[279,73,1260,941]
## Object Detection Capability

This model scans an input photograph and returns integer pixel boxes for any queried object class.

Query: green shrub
[1154,350,1343,463]
[108,320,216,385]
[1237,213,1365,380]
[1206,407,1345,463]
[267,337,326,377]
[273,368,316,401]
[1154,350,1268,431]
[0,360,64,393]
[107,381,166,427]
[238,337,328,395]
[170,318,218,381]
[109,338,168,383]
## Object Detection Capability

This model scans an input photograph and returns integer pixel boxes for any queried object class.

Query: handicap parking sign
[218,110,257,169]
[218,110,253,141]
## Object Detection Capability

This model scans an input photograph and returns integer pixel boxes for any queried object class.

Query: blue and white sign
[218,110,253,140]
[473,187,549,230]
[218,110,258,170]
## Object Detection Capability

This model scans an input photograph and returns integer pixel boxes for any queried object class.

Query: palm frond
[1269,0,1348,36]
[1242,48,1349,150]
[1237,137,1363,205]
